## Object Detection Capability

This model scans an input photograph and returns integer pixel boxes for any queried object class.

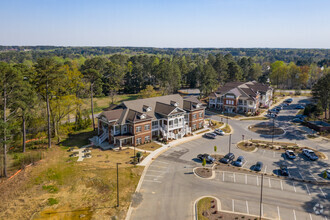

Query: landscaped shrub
[47,198,59,206]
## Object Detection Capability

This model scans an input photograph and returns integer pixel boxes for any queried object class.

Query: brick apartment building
[95,94,205,147]
[208,81,273,114]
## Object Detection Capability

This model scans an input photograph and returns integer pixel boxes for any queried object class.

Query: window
[249,101,253,105]
[174,118,178,126]
[238,100,243,105]
[123,126,127,133]
[244,100,247,105]
[136,138,142,145]
[192,124,196,130]
[136,126,141,133]
[145,136,150,142]
[199,112,203,118]
[152,121,158,126]
[145,124,150,131]
[199,122,203,128]
[193,114,196,119]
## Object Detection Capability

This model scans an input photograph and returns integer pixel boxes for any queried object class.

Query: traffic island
[236,140,327,160]
[248,122,285,135]
[194,167,213,179]
[195,196,269,220]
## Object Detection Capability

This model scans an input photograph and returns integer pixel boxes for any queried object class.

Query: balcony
[152,125,159,130]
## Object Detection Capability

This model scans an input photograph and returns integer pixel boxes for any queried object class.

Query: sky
[0,0,329,48]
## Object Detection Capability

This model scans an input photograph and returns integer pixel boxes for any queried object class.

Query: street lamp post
[272,117,275,145]
[116,162,122,207]
[259,173,264,220]
[228,134,232,154]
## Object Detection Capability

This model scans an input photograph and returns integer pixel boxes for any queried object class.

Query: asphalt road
[130,97,330,220]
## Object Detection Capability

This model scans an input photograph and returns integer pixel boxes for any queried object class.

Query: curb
[193,167,215,180]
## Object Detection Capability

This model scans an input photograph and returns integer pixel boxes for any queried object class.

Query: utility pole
[229,134,232,153]
[259,173,264,220]
[272,117,275,145]
[116,162,121,207]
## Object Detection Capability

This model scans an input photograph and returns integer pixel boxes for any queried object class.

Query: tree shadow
[60,130,97,148]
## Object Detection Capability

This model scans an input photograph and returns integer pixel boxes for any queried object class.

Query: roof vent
[139,114,146,119]
[170,101,178,107]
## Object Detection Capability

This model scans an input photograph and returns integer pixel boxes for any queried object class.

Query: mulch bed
[198,198,265,220]
[195,167,212,178]
[249,122,285,135]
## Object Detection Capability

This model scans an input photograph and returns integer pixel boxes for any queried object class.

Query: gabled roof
[126,109,153,123]
[98,109,124,122]
[154,102,177,116]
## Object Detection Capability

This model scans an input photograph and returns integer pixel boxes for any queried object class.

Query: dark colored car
[295,105,305,109]
[292,118,303,123]
[233,156,245,167]
[254,161,263,172]
[279,164,289,176]
[203,132,217,139]
[285,98,293,103]
[197,154,216,163]
[220,153,235,164]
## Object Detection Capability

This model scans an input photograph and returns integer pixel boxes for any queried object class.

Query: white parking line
[242,161,248,168]
[257,176,259,186]
[264,165,267,174]
[280,180,283,191]
[309,213,313,220]
[319,187,326,198]
[277,206,280,219]
[223,172,225,182]
[144,179,162,183]
[148,170,165,173]
[292,182,297,192]
[150,165,168,169]
[233,173,236,183]
[298,170,304,180]
[154,161,169,165]
[305,184,311,195]
[232,199,235,212]
[293,210,297,220]
[309,171,317,181]
[262,150,265,156]
[288,170,292,178]
[245,174,247,184]
[273,151,276,158]
[246,201,249,214]
[145,174,162,177]
[268,178,271,188]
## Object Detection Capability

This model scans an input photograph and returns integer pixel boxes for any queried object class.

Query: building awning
[113,135,134,141]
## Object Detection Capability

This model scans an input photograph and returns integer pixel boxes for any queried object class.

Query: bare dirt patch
[135,142,162,151]
[249,122,284,135]
[195,167,212,178]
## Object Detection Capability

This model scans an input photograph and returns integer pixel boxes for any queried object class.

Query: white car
[285,150,296,159]
[302,149,318,161]
[214,129,225,135]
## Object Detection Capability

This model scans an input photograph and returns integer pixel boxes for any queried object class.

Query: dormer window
[139,114,146,119]
[170,101,178,106]
[143,105,152,112]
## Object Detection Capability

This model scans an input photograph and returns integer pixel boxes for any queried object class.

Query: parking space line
[309,171,317,181]
[148,170,165,173]
[232,199,235,212]
[246,201,249,214]
[257,176,259,186]
[305,184,311,195]
[154,161,169,165]
[319,187,326,198]
[268,178,271,188]
[292,182,297,192]
[242,161,248,168]
[264,165,267,174]
[150,165,167,169]
[273,151,276,158]
[144,179,162,183]
[245,174,247,184]
[293,210,297,220]
[262,150,265,156]
[145,174,162,177]
[280,180,283,191]
[233,173,236,183]
[277,206,280,219]
[288,170,291,178]
[298,170,304,180]
[309,213,313,220]
[223,172,225,182]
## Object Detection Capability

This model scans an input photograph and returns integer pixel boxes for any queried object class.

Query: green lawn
[197,197,213,220]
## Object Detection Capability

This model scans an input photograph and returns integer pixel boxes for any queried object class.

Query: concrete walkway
[72,144,92,162]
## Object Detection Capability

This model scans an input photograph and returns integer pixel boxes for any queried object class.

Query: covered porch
[113,135,134,148]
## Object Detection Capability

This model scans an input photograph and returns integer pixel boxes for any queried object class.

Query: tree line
[1,52,329,177]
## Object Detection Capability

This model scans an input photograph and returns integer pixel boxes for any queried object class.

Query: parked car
[214,129,225,135]
[233,156,245,167]
[282,103,289,107]
[279,164,289,176]
[270,108,280,113]
[292,118,304,123]
[285,98,293,103]
[285,150,296,159]
[220,153,235,164]
[266,113,277,118]
[254,161,263,172]
[302,149,319,161]
[276,105,283,110]
[325,169,330,179]
[295,114,307,119]
[295,105,305,109]
[197,154,216,163]
[203,132,217,139]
